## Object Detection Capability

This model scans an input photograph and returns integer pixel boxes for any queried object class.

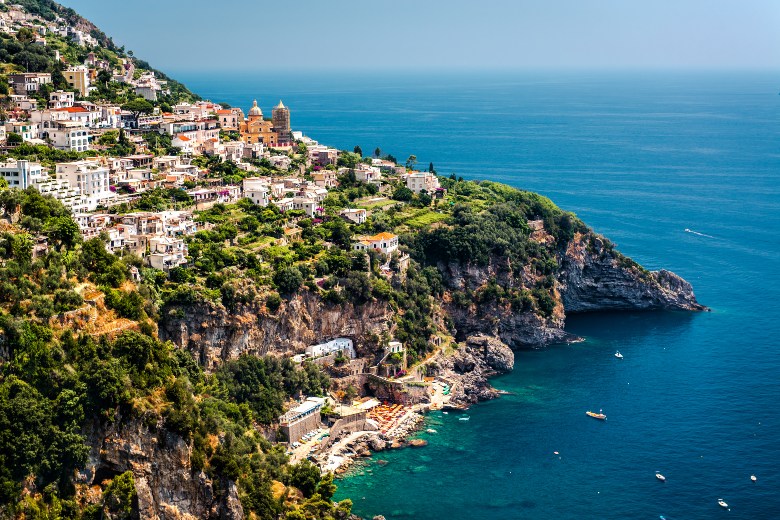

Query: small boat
[656,473,666,482]
[426,428,437,434]
[459,416,470,421]
[750,475,757,482]
[718,499,728,508]
[586,410,607,420]
[615,351,623,359]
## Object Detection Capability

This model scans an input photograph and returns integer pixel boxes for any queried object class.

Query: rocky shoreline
[320,334,516,477]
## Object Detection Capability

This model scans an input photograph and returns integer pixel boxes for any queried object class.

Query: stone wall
[282,413,321,444]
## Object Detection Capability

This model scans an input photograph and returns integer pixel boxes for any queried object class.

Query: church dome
[248,100,263,117]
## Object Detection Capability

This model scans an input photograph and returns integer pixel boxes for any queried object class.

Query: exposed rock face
[439,335,515,406]
[438,260,572,348]
[559,233,707,312]
[160,290,393,371]
[80,415,241,520]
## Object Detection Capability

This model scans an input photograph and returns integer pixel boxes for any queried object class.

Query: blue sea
[177,70,780,519]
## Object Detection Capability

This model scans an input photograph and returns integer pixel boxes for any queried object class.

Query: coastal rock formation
[439,335,515,406]
[559,233,707,312]
[160,290,393,371]
[437,231,703,349]
[438,259,571,348]
[80,415,241,520]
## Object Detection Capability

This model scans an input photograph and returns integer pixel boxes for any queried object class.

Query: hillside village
[0,2,641,518]
[0,0,484,465]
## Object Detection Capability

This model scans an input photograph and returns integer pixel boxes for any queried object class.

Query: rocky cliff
[437,334,515,406]
[559,233,706,312]
[80,415,242,520]
[431,230,704,349]
[160,291,394,371]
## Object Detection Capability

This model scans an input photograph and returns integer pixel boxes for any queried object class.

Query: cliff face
[159,291,394,371]
[437,259,571,348]
[558,233,706,313]
[160,232,704,364]
[432,231,703,349]
[437,334,515,406]
[80,415,242,520]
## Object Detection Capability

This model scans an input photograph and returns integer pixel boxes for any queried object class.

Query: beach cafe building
[279,397,326,442]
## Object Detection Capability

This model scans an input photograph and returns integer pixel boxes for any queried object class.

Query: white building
[306,338,355,359]
[49,90,75,109]
[273,197,295,212]
[55,160,112,211]
[354,165,381,184]
[352,232,399,255]
[340,208,367,225]
[291,197,319,217]
[0,159,46,189]
[5,122,39,142]
[147,236,187,271]
[243,178,270,207]
[387,341,404,354]
[43,121,90,152]
[405,171,440,194]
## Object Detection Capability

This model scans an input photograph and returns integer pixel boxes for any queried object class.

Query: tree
[374,147,381,158]
[353,145,362,157]
[392,185,413,202]
[428,162,435,173]
[97,69,112,86]
[7,133,23,145]
[46,215,81,251]
[121,98,153,121]
[16,27,35,44]
[287,461,320,498]
[102,471,137,520]
[406,154,417,170]
[273,266,303,295]
[344,384,357,402]
[317,473,337,501]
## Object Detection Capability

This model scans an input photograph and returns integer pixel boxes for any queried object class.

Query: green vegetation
[0,187,349,519]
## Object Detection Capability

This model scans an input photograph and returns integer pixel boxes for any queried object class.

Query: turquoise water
[178,70,780,519]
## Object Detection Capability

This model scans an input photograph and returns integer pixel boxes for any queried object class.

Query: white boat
[750,475,757,482]
[718,499,728,508]
[615,351,623,359]
[426,428,437,434]
[655,473,666,482]
[459,416,470,421]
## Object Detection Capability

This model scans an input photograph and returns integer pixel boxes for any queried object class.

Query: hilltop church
[239,99,292,148]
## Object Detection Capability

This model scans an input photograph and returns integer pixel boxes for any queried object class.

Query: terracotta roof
[176,135,190,141]
[216,110,232,115]
[371,232,397,241]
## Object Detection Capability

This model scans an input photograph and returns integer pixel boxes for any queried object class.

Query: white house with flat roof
[306,338,355,359]
[0,159,46,189]
[405,171,439,194]
[243,177,270,206]
[340,208,367,224]
[55,160,112,210]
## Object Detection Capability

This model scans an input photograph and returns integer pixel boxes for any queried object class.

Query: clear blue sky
[59,0,780,72]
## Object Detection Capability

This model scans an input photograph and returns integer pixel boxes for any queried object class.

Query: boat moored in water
[586,410,607,420]
[718,499,728,508]
[655,472,666,482]
[615,351,623,359]
[750,475,757,482]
